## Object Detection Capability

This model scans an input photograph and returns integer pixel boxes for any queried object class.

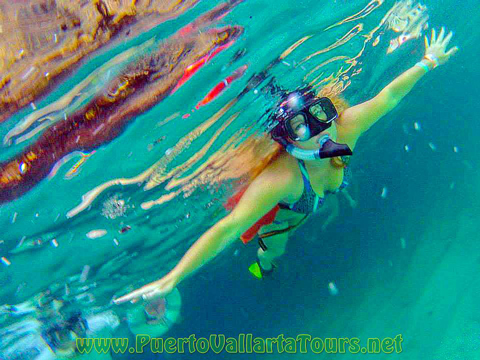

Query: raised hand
[424,27,459,66]
[113,275,177,305]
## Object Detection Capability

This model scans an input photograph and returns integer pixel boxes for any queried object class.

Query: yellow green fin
[248,262,263,279]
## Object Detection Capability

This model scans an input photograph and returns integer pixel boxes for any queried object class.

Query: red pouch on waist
[224,186,279,244]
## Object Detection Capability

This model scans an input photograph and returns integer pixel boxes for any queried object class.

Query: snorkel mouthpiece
[317,139,353,159]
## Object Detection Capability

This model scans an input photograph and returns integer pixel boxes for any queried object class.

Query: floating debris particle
[381,187,388,199]
[282,61,291,67]
[449,182,455,190]
[80,265,91,283]
[119,225,131,234]
[414,122,421,131]
[17,236,26,248]
[30,102,37,110]
[12,212,18,224]
[388,260,393,267]
[328,282,338,296]
[428,142,436,151]
[400,238,406,249]
[113,238,119,246]
[51,239,59,248]
[234,249,239,256]
[1,257,11,266]
[453,146,459,153]
[102,195,129,219]
[86,229,107,239]
[404,145,410,152]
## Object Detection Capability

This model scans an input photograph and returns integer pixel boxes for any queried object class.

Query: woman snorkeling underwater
[115,28,458,304]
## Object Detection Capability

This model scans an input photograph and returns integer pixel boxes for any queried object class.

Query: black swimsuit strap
[258,214,309,241]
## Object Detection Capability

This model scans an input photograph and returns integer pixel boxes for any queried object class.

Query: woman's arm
[339,27,458,142]
[114,157,296,303]
[321,197,339,232]
[341,188,357,208]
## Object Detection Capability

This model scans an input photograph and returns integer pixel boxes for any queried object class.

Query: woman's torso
[273,152,348,221]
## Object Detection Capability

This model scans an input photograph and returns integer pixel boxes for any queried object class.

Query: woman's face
[288,120,338,150]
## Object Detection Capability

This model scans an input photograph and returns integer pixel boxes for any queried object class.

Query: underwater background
[1,0,480,358]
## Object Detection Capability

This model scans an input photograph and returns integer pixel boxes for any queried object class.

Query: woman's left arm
[339,27,458,139]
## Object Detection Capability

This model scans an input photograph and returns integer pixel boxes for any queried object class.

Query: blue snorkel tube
[279,135,353,161]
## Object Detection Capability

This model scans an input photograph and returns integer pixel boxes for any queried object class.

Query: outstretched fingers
[443,31,453,47]
[143,288,163,300]
[446,46,459,57]
[438,26,445,43]
[113,284,157,304]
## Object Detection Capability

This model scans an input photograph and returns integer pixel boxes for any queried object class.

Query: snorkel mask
[269,89,352,160]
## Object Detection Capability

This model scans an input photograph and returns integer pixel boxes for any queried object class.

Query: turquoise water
[1,0,480,358]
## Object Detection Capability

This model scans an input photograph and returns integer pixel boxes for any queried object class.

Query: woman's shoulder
[262,152,303,196]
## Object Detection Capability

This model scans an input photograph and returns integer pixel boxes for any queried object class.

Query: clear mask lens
[286,114,311,141]
[309,103,329,122]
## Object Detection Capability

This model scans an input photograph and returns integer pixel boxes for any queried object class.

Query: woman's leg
[256,222,291,270]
